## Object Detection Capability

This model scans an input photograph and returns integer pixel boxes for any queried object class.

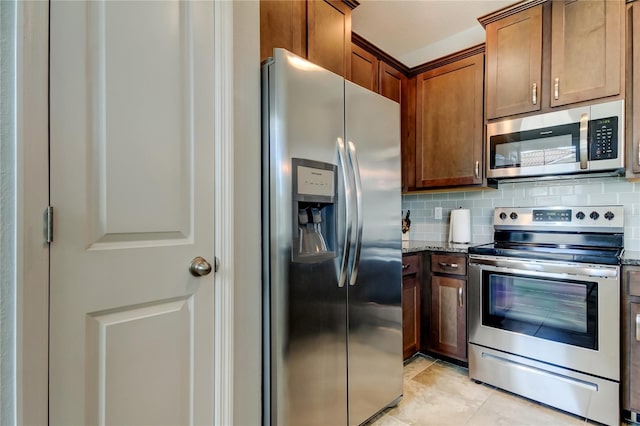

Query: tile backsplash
[402,177,640,252]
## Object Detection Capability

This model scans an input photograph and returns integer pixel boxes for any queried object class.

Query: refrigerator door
[263,49,349,426]
[345,81,404,425]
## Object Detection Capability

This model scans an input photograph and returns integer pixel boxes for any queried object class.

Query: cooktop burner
[470,205,625,265]
[468,242,624,265]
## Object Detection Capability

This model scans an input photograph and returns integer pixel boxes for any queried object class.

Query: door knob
[189,256,213,276]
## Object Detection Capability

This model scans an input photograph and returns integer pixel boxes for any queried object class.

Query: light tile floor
[366,354,624,426]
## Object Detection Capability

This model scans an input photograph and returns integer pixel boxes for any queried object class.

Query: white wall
[233,1,262,425]
[1,1,17,423]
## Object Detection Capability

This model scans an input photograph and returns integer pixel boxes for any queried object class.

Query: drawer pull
[458,287,463,307]
[636,314,640,342]
[438,262,459,269]
[402,264,410,270]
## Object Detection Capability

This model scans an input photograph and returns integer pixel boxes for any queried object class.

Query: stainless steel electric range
[468,205,624,425]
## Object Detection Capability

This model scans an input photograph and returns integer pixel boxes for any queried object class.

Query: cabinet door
[259,0,306,63]
[307,0,351,78]
[379,62,404,103]
[350,43,378,92]
[550,0,622,107]
[402,254,421,360]
[485,5,542,119]
[402,274,420,360]
[624,267,640,413]
[415,53,484,188]
[631,2,640,177]
[628,301,640,413]
[429,275,466,361]
[402,76,417,192]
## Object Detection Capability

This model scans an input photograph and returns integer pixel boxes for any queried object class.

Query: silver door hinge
[44,206,53,243]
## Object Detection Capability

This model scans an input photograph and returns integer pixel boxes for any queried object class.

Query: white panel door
[49,1,215,424]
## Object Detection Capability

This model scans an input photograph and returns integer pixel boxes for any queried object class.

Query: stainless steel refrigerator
[262,48,403,426]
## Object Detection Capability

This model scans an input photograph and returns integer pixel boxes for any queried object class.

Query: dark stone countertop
[402,241,640,266]
[623,251,640,266]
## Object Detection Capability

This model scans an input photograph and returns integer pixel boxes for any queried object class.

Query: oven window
[481,271,598,350]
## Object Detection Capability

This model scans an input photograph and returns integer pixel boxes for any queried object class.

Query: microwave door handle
[337,137,352,288]
[579,113,588,169]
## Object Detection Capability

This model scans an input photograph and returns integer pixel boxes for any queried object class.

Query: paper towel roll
[449,209,471,243]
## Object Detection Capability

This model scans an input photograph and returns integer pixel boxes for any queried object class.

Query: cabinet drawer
[629,269,640,297]
[431,254,466,276]
[402,254,420,276]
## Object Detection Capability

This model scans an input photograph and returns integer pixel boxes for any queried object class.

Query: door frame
[14,1,236,424]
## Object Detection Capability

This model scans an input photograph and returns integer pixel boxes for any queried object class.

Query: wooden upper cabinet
[260,0,306,62]
[260,0,356,78]
[482,0,624,119]
[485,5,542,120]
[550,0,623,107]
[415,53,484,189]
[350,43,378,92]
[307,0,352,78]
[379,62,404,103]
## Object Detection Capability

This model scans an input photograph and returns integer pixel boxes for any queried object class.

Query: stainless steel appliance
[262,49,403,426]
[486,100,624,180]
[468,206,624,425]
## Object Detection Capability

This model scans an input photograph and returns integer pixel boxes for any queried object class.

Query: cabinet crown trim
[351,32,410,75]
[478,0,546,27]
[342,0,360,10]
[409,44,485,76]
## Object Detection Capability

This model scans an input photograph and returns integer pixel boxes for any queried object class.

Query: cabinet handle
[554,78,559,100]
[438,262,459,269]
[532,82,537,105]
[402,264,410,270]
[637,140,640,166]
[579,113,588,170]
[475,161,480,179]
[637,314,640,342]
[458,287,463,307]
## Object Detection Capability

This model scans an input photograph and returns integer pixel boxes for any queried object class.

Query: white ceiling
[351,0,516,68]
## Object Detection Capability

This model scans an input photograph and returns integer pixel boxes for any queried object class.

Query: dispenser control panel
[297,165,335,197]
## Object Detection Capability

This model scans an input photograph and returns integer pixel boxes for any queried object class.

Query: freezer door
[345,81,403,425]
[263,49,349,426]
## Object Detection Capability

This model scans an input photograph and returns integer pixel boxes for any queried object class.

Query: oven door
[468,255,619,380]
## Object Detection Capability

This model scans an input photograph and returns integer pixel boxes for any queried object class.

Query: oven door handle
[468,256,618,278]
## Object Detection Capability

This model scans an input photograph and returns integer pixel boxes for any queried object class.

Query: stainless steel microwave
[486,99,624,180]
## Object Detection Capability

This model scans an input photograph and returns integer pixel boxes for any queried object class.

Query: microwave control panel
[589,116,618,161]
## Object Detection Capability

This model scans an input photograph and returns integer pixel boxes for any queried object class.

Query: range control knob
[590,211,600,220]
[604,211,615,221]
[510,212,518,220]
[576,211,586,220]
[499,212,507,220]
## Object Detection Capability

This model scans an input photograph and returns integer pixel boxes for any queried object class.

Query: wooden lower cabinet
[402,253,421,360]
[623,266,640,418]
[427,253,467,362]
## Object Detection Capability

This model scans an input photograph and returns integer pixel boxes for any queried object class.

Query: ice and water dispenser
[291,158,336,262]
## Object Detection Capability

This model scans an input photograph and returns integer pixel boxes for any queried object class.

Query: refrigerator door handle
[347,141,363,286]
[337,137,352,288]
